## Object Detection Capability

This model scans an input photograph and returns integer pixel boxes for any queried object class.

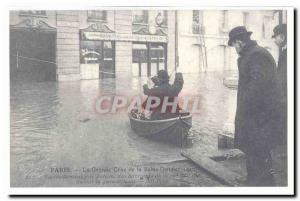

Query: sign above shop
[81,31,168,43]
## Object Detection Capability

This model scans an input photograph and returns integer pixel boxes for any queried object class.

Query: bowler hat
[272,24,287,38]
[228,26,252,46]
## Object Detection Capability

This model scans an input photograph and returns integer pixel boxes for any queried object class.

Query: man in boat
[151,75,160,87]
[228,26,282,186]
[130,75,161,120]
[142,70,184,120]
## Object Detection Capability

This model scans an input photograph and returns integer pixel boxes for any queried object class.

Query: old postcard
[8,7,294,195]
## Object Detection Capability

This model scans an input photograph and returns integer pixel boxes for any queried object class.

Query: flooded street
[10,72,237,187]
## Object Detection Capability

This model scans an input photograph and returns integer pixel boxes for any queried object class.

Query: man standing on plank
[228,26,282,186]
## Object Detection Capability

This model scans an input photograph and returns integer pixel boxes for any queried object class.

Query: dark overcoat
[234,41,282,154]
[277,48,287,100]
[277,48,287,146]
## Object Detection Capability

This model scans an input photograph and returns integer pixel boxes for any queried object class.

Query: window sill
[132,23,149,26]
[19,14,47,18]
[87,18,107,23]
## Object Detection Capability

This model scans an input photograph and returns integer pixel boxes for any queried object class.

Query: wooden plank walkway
[210,148,245,161]
[181,150,244,187]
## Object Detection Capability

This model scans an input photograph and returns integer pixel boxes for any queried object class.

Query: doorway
[10,29,56,82]
[132,42,167,77]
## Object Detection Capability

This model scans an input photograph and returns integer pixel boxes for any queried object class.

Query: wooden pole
[16,50,19,69]
[156,54,159,73]
[279,10,283,25]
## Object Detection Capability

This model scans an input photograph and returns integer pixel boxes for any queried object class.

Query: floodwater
[10,72,237,187]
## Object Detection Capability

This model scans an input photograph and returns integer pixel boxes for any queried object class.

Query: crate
[218,133,234,149]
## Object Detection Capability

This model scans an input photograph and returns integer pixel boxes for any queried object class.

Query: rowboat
[128,112,193,147]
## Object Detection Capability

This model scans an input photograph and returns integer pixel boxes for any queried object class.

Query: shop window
[19,10,46,17]
[103,41,112,49]
[80,41,102,64]
[132,44,148,63]
[192,10,204,34]
[103,41,113,61]
[150,44,165,63]
[87,10,107,22]
[132,43,166,77]
[133,10,148,25]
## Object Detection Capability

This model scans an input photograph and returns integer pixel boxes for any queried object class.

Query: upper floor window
[262,15,273,39]
[155,11,168,27]
[243,12,250,29]
[87,10,107,22]
[19,10,46,17]
[221,10,229,29]
[192,10,204,34]
[133,10,148,25]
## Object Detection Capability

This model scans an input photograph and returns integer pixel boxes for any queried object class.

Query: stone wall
[114,11,133,79]
[56,11,81,81]
[167,10,176,74]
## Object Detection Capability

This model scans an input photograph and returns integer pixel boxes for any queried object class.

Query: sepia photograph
[7,6,294,195]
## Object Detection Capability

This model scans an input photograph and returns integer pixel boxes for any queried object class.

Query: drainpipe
[279,10,283,25]
[278,10,283,58]
[175,10,178,72]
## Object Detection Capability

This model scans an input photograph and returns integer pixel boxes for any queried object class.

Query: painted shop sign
[82,32,168,43]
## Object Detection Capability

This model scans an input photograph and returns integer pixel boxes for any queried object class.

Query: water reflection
[10,72,237,186]
[10,81,59,186]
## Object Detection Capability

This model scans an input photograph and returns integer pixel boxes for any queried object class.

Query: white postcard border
[2,4,295,196]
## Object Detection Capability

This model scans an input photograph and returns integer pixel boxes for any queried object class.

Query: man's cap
[151,76,160,85]
[228,26,252,46]
[272,24,287,38]
[157,70,169,82]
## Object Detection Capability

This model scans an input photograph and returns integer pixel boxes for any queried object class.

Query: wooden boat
[129,112,193,147]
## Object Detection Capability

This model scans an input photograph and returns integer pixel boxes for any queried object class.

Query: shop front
[80,30,168,79]
[80,28,116,79]
[10,16,57,82]
[80,40,115,79]
[132,43,167,77]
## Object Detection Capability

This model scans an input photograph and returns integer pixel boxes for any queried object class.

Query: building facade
[177,10,287,74]
[10,10,175,81]
[9,10,286,81]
